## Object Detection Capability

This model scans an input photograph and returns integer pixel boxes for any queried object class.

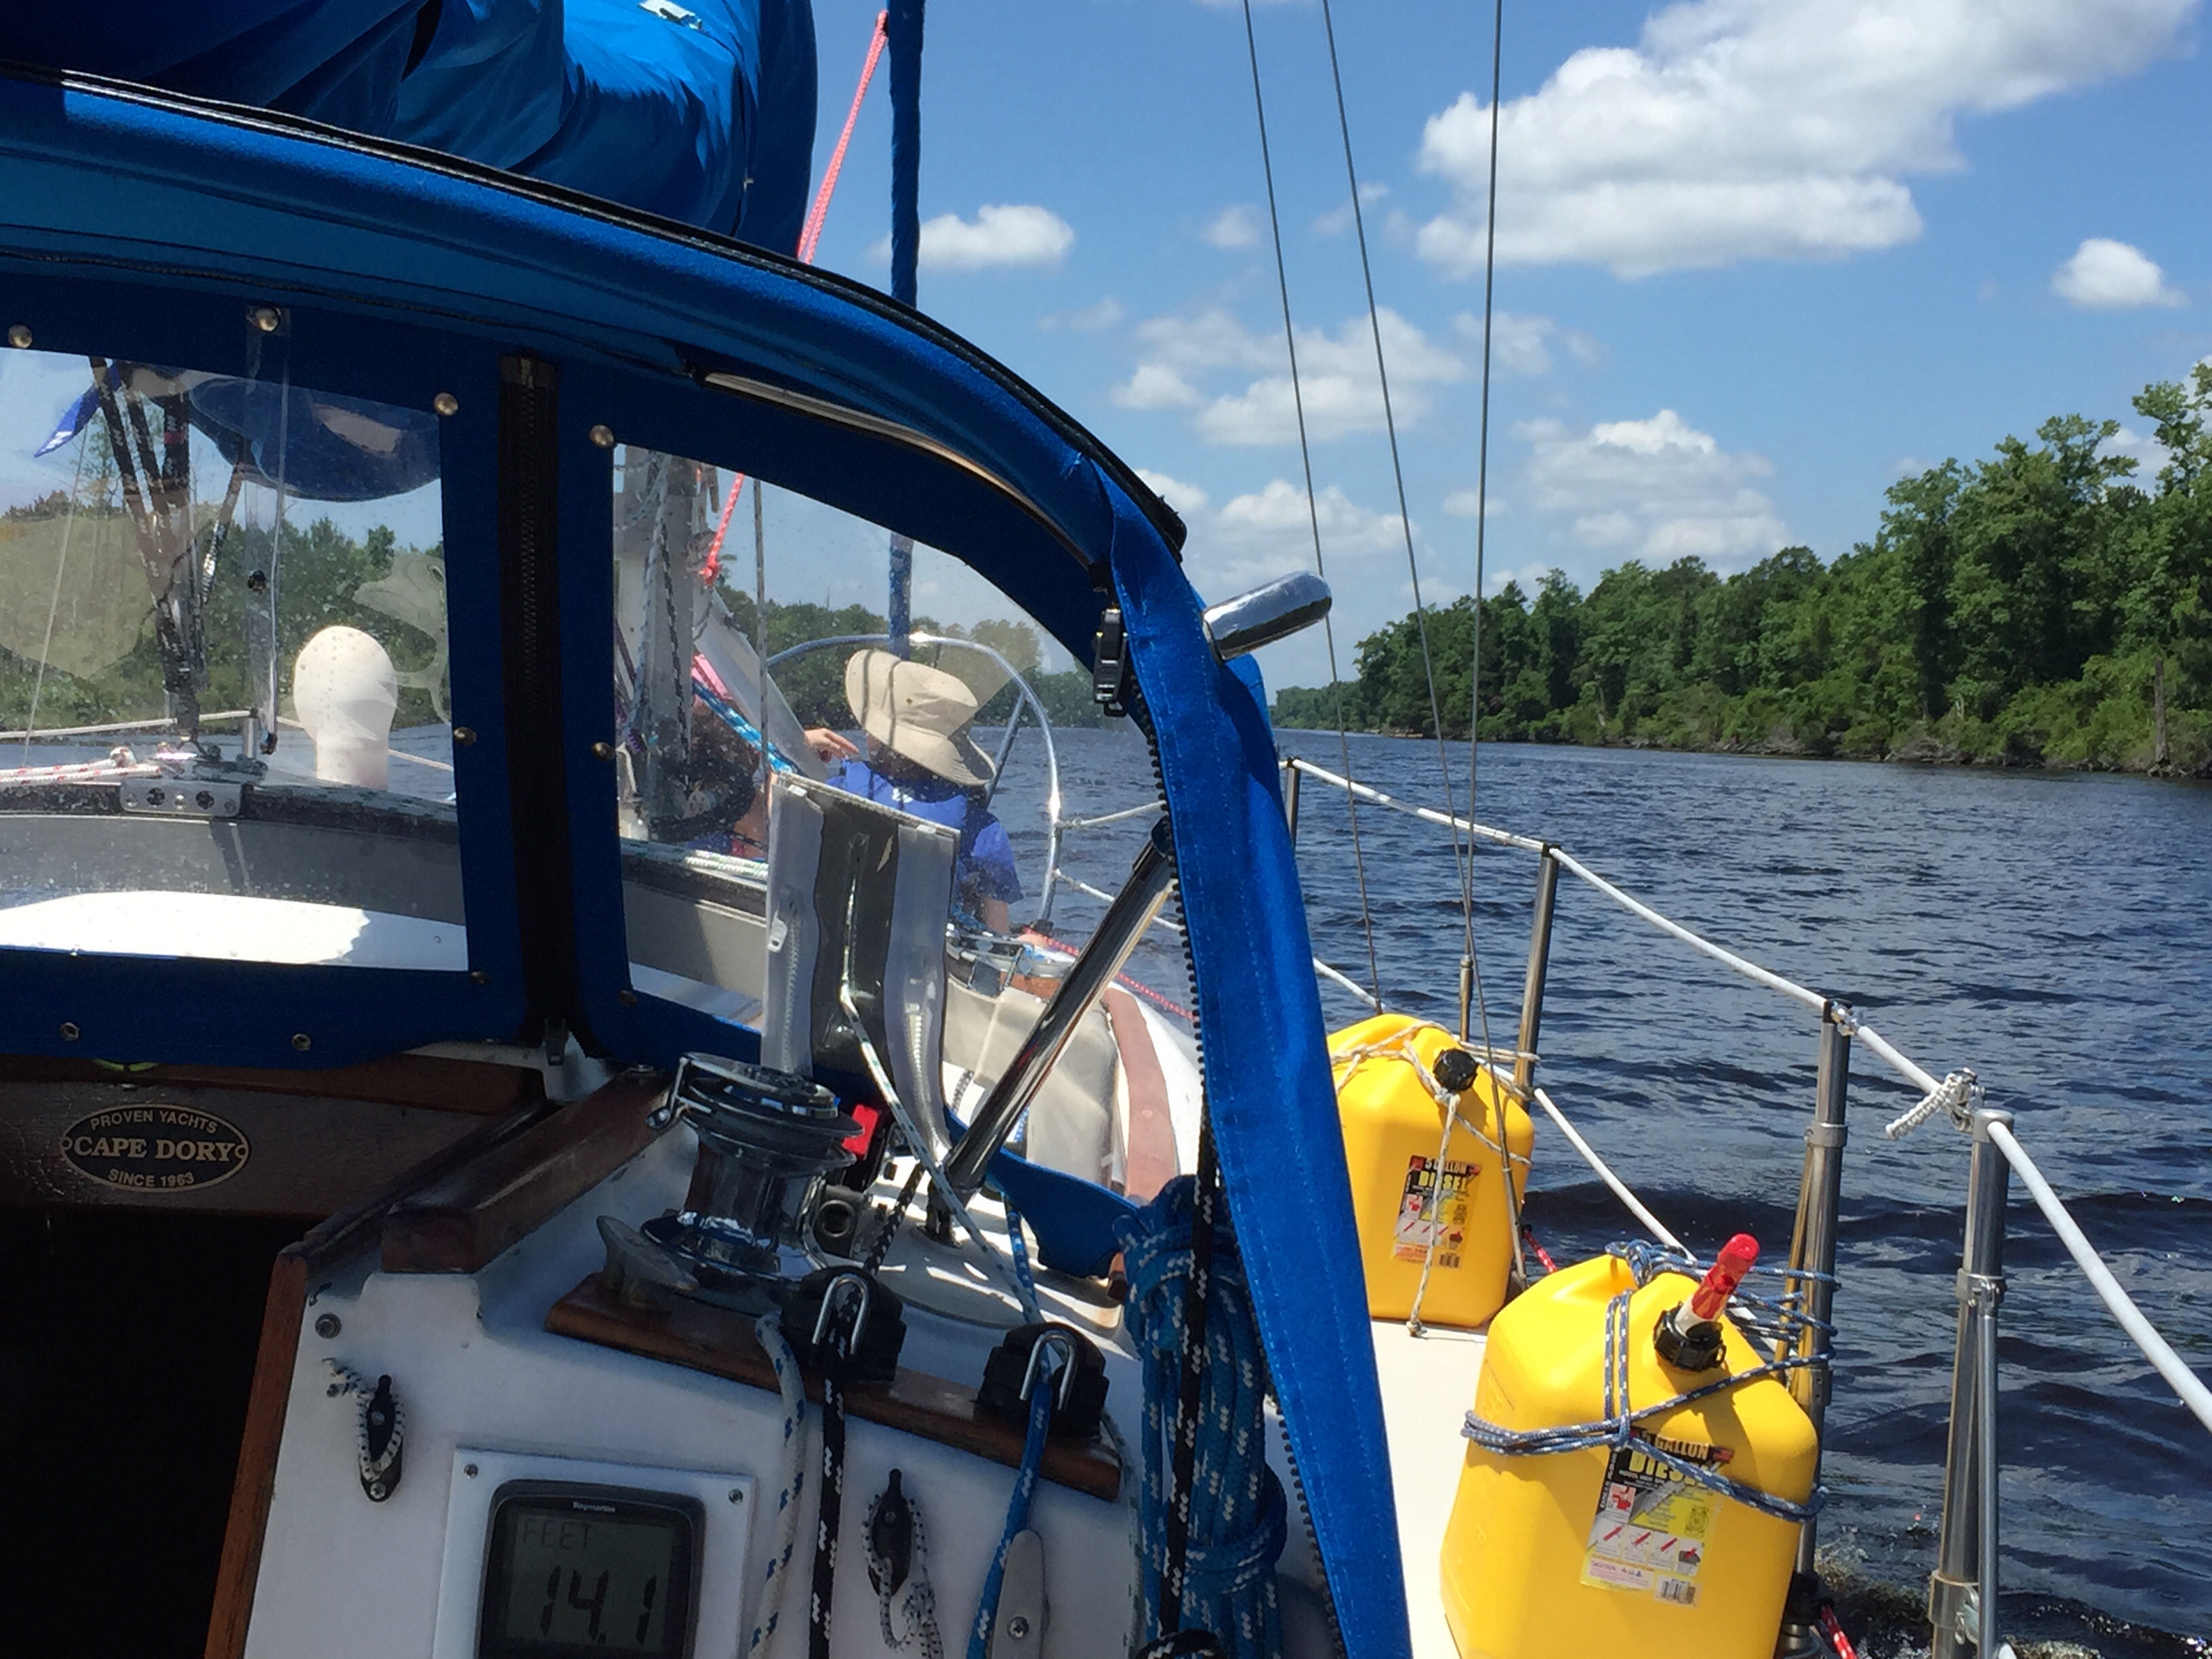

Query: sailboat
[1,8,2205,1659]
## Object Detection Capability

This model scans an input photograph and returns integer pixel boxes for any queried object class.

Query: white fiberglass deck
[1374,1317,1488,1659]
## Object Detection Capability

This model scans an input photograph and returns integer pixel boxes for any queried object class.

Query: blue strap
[1111,503,1410,1659]
[941,1111,1137,1280]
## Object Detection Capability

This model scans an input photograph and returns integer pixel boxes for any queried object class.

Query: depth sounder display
[477,1482,703,1658]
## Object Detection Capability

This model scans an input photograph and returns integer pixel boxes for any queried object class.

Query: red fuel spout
[1656,1233,1759,1371]
[1691,1233,1760,1319]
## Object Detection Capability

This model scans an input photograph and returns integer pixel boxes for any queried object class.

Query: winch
[600,1053,863,1317]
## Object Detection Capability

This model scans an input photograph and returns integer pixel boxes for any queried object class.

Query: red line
[798,12,889,265]
[705,12,889,580]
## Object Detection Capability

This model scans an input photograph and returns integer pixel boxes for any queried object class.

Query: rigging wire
[1467,0,1506,852]
[1315,0,1475,926]
[1315,0,1523,1298]
[20,403,93,764]
[1238,0,1383,1006]
[1311,0,1503,1059]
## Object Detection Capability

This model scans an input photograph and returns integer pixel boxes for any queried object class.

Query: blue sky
[792,0,2212,689]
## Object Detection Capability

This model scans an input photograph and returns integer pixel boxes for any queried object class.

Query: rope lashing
[745,1314,809,1659]
[1116,1177,1286,1659]
[1328,1027,1530,1170]
[323,1361,404,1502]
[1332,1021,1530,1330]
[1458,1242,1833,1528]
[1884,1068,1983,1141]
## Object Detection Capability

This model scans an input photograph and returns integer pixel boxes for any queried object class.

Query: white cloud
[1311,182,1391,237]
[1443,488,1506,518]
[1202,206,1261,249]
[2052,238,2185,310]
[1415,0,2195,278]
[1454,310,1602,376]
[1217,480,1408,555]
[1040,296,1125,331]
[1123,308,1279,376]
[1519,409,1788,563]
[878,205,1074,272]
[2102,421,2170,479]
[1117,306,1465,444]
[1177,478,1412,594]
[1112,363,1204,411]
[1134,470,1210,514]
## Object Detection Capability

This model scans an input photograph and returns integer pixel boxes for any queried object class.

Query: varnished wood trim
[380,1073,670,1273]
[1105,987,1177,1204]
[202,1250,306,1659]
[546,1274,1123,1502]
[201,1093,562,1659]
[0,1050,542,1115]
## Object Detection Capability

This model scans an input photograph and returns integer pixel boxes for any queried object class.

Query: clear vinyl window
[0,329,462,969]
[609,445,1193,1193]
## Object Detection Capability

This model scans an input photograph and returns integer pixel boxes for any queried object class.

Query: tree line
[716,591,1108,731]
[1272,365,2212,774]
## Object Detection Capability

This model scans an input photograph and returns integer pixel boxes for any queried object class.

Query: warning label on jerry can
[1580,1433,1725,1604]
[1392,1155,1476,1266]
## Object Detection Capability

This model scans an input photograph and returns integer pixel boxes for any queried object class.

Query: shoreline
[1275,726,2212,781]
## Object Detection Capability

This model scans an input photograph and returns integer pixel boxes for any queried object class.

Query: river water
[1006,724,2212,1658]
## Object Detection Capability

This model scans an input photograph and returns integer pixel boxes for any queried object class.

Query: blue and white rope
[1116,1179,1285,1659]
[964,1380,1053,1659]
[747,1313,810,1659]
[958,1202,1056,1657]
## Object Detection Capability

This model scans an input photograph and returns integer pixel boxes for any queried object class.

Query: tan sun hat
[844,647,996,787]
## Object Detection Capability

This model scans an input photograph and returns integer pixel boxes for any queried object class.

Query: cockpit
[0,62,1374,1659]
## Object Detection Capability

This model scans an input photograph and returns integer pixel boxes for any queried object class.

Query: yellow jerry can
[1440,1249,1819,1659]
[1330,1012,1532,1328]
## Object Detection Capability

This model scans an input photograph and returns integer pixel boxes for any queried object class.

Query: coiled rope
[865,1473,943,1659]
[1117,1177,1286,1659]
[1883,1068,1982,1141]
[1459,1242,1832,1525]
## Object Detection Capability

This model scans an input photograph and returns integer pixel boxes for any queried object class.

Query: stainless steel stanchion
[1776,1004,1851,1657]
[1928,1107,2013,1659]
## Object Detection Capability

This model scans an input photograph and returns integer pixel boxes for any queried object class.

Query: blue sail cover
[0,0,817,248]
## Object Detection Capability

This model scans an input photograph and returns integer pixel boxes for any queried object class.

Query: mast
[885,0,924,656]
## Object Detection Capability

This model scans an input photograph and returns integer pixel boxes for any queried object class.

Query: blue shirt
[827,758,1023,918]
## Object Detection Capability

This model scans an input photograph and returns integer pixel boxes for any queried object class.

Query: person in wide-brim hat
[809,647,1023,933]
[843,647,996,788]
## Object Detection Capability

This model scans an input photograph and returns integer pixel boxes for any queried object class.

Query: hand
[804,727,860,762]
